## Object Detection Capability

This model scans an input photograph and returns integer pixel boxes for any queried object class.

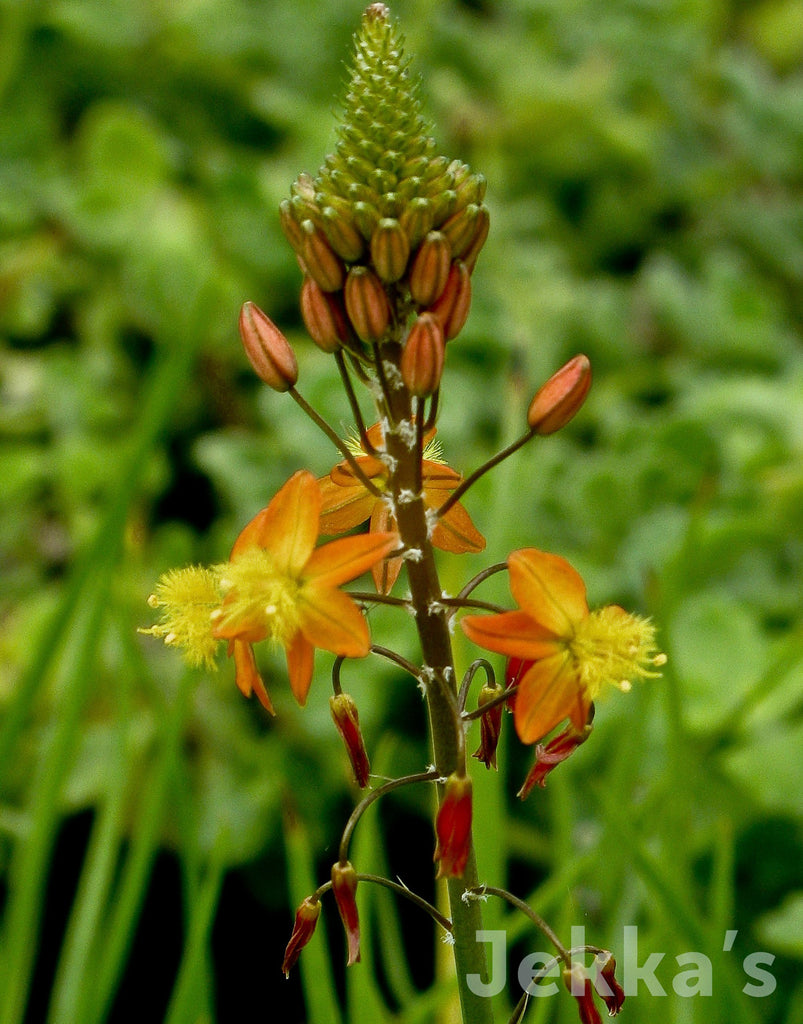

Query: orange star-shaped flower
[461,549,664,744]
[318,423,485,592]
[212,470,399,710]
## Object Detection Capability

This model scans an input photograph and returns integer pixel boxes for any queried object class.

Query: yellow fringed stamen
[569,605,665,702]
[140,566,222,669]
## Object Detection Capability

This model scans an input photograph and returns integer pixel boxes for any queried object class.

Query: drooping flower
[331,860,361,966]
[593,952,625,1016]
[318,422,485,592]
[434,772,473,878]
[282,896,321,977]
[563,963,604,1024]
[516,717,594,799]
[472,681,505,770]
[461,549,665,745]
[143,471,398,712]
[329,691,371,787]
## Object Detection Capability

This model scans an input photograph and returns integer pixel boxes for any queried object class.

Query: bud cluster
[280,3,488,395]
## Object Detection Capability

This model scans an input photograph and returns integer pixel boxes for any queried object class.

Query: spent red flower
[434,773,473,878]
[282,896,321,977]
[331,860,361,966]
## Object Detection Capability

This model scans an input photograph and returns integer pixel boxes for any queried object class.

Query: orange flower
[461,549,664,744]
[211,470,399,709]
[318,422,485,592]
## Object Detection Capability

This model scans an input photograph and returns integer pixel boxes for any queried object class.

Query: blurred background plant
[1,0,801,1022]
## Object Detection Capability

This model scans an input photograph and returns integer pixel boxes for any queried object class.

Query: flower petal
[514,653,590,744]
[304,531,399,589]
[508,548,588,637]
[461,609,561,660]
[231,639,275,715]
[430,501,485,554]
[421,460,461,490]
[318,476,377,533]
[370,503,401,593]
[233,471,320,575]
[285,631,315,706]
[297,585,371,658]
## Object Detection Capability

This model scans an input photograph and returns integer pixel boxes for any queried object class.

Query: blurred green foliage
[1,0,801,1022]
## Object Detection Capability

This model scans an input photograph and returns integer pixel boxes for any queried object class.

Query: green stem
[380,382,494,1024]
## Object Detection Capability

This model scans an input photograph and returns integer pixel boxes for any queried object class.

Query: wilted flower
[434,772,473,878]
[282,896,321,977]
[331,860,361,966]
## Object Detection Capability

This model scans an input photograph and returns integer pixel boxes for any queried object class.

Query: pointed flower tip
[527,354,592,435]
[239,301,298,391]
[282,896,321,977]
[330,692,371,787]
[331,861,361,966]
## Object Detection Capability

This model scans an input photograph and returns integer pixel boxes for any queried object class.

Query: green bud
[370,217,410,283]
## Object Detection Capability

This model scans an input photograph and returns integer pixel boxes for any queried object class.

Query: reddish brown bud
[322,205,365,262]
[370,217,411,283]
[238,301,298,391]
[472,683,504,770]
[593,953,626,1016]
[563,964,603,1024]
[300,276,350,353]
[434,772,472,879]
[301,221,345,293]
[282,896,321,977]
[344,265,391,343]
[331,860,361,966]
[526,354,592,435]
[329,692,371,787]
[409,231,452,306]
[400,312,445,398]
[428,260,472,341]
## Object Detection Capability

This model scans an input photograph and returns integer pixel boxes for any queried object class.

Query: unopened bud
[428,260,472,341]
[526,354,592,435]
[462,204,490,272]
[300,277,351,353]
[331,860,361,966]
[321,205,365,262]
[329,692,371,787]
[344,265,391,343]
[238,301,298,391]
[282,896,321,977]
[399,197,435,249]
[371,217,411,282]
[401,312,445,397]
[301,221,345,293]
[279,199,305,254]
[353,200,381,240]
[409,231,452,306]
[441,203,482,257]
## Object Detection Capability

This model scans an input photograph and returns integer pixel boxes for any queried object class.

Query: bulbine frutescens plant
[143,5,664,1022]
